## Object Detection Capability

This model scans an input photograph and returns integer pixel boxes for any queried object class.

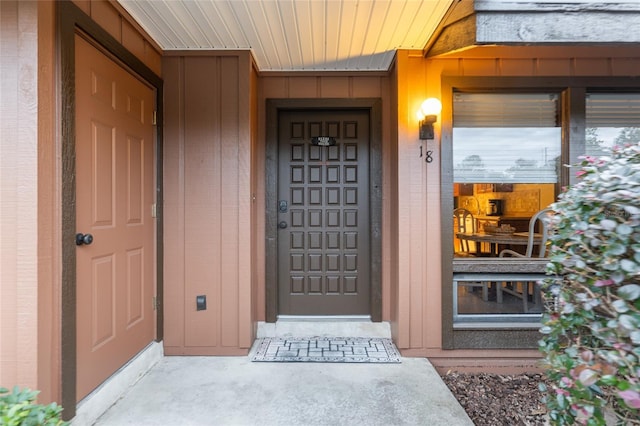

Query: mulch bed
[440,372,551,426]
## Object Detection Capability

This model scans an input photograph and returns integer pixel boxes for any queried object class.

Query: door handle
[76,233,94,246]
[278,221,288,229]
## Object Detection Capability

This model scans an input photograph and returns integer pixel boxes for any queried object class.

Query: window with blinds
[453,93,561,183]
[586,93,640,157]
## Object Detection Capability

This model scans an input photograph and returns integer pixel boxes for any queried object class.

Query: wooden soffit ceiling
[116,0,454,72]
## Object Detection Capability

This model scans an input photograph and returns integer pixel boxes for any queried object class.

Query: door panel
[278,110,370,315]
[75,36,155,400]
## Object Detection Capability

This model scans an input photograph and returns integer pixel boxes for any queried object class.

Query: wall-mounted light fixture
[416,98,442,140]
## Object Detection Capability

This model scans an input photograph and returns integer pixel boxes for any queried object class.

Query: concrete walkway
[92,355,473,426]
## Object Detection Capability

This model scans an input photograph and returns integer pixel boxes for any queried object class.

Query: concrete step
[256,317,391,338]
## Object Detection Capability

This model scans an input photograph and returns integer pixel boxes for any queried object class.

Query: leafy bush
[539,143,640,425]
[0,386,68,426]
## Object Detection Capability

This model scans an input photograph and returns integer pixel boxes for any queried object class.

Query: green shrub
[539,142,640,425]
[0,386,68,426]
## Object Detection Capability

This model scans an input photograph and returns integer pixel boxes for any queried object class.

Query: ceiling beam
[425,1,640,58]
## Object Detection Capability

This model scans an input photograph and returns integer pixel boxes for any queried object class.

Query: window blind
[586,93,640,156]
[586,93,640,127]
[454,93,559,128]
[453,93,561,184]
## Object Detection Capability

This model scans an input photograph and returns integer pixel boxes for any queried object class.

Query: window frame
[452,90,562,322]
[440,77,640,350]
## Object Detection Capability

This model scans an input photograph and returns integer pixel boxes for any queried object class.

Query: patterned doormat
[251,337,401,363]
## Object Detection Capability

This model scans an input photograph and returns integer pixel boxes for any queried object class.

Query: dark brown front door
[278,110,370,315]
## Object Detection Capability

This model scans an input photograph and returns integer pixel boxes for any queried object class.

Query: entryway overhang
[116,0,454,72]
[425,0,640,58]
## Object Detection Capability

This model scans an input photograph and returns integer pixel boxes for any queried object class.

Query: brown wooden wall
[6,1,640,398]
[387,61,401,345]
[0,0,162,405]
[71,0,162,75]
[250,66,260,331]
[37,0,60,405]
[393,47,640,370]
[257,74,394,321]
[1,0,42,399]
[163,52,256,355]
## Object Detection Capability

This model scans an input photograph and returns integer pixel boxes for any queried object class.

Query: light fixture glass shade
[420,98,442,116]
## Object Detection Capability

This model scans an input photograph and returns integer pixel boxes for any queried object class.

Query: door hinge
[152,296,159,311]
[152,110,157,126]
[151,203,157,218]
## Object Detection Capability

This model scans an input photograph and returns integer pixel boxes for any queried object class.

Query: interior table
[455,232,542,256]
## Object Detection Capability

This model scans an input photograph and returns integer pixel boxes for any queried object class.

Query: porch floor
[90,323,473,425]
[92,356,472,426]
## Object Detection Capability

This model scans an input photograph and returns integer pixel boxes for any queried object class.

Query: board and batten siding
[71,0,162,75]
[163,52,255,355]
[257,74,394,322]
[393,48,640,370]
[1,0,163,404]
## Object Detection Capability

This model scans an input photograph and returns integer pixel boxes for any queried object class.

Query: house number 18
[419,146,434,163]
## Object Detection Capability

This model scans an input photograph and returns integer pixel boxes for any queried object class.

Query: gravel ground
[440,372,551,426]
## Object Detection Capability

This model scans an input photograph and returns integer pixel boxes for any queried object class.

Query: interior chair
[453,208,491,301]
[497,208,554,312]
[453,207,494,257]
[499,208,554,258]
[453,208,476,256]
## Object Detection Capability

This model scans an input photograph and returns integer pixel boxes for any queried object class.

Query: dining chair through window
[453,207,494,257]
[453,208,492,301]
[499,208,554,259]
[453,208,475,256]
[497,208,555,312]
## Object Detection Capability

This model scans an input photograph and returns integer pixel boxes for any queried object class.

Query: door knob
[278,221,288,229]
[76,233,94,246]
